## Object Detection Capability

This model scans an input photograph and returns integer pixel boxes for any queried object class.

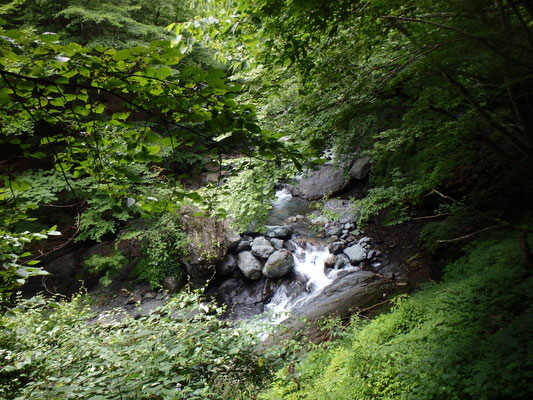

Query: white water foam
[264,241,334,323]
[272,188,293,204]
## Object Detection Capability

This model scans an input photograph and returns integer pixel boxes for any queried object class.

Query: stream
[216,188,388,324]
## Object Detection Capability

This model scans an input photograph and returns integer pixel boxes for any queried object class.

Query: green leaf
[113,49,131,61]
[10,180,31,191]
[155,67,173,79]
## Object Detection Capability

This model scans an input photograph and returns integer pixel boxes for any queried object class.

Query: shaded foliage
[261,234,533,399]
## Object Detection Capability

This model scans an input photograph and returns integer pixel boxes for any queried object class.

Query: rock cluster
[216,225,296,281]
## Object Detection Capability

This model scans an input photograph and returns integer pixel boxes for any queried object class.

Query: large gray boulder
[291,271,384,320]
[237,251,263,280]
[343,244,367,263]
[251,236,275,259]
[263,250,294,278]
[265,225,293,239]
[292,163,350,200]
[180,208,240,280]
[348,155,371,180]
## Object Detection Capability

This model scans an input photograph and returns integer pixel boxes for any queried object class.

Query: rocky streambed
[83,189,403,327]
[31,157,408,328]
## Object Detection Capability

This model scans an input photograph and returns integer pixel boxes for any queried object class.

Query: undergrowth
[261,234,533,399]
[0,290,293,400]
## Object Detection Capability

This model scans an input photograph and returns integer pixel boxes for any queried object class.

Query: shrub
[0,290,289,400]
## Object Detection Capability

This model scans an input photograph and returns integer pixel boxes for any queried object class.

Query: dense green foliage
[1,0,533,398]
[261,235,533,399]
[0,289,294,399]
[131,213,189,288]
[0,2,295,297]
[0,0,193,48]
[179,0,533,232]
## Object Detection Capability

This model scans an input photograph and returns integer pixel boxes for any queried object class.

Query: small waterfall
[265,241,334,323]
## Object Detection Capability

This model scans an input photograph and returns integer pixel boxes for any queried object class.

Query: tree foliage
[176,0,533,234]
[0,12,295,298]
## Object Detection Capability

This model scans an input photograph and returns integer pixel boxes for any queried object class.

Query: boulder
[263,250,294,278]
[235,239,251,252]
[323,199,359,224]
[310,216,329,225]
[217,254,237,276]
[335,254,351,269]
[326,226,343,237]
[328,241,345,255]
[265,225,293,239]
[237,251,263,280]
[180,208,232,279]
[323,254,337,268]
[212,277,276,319]
[251,236,275,259]
[348,155,371,180]
[162,275,185,293]
[292,163,351,200]
[223,222,241,251]
[270,238,285,250]
[344,244,367,263]
[290,271,385,320]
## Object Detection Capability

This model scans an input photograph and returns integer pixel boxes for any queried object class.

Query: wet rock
[251,237,276,259]
[237,251,263,280]
[162,275,185,293]
[263,250,294,278]
[235,240,251,252]
[213,277,276,319]
[292,237,327,248]
[311,216,329,225]
[344,244,367,263]
[326,226,343,237]
[335,254,350,269]
[323,199,359,224]
[348,155,371,180]
[265,225,293,239]
[346,236,356,243]
[292,163,351,200]
[359,236,371,245]
[290,271,385,321]
[323,254,337,268]
[270,238,285,250]
[328,241,345,255]
[217,254,237,276]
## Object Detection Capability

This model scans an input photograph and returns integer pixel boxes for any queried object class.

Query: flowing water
[261,189,359,323]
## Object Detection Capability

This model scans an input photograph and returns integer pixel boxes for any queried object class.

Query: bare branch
[436,226,501,243]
